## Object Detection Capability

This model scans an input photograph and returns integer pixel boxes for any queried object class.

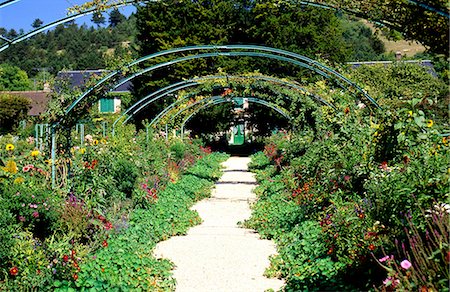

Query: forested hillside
[0,9,137,87]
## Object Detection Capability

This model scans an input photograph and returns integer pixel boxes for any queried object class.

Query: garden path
[154,156,284,292]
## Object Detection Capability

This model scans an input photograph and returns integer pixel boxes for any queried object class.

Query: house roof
[0,91,51,116]
[57,70,132,92]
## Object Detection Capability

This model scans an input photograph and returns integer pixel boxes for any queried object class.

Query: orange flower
[368,244,376,251]
[102,240,108,247]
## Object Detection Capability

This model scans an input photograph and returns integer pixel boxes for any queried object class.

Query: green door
[233,124,245,145]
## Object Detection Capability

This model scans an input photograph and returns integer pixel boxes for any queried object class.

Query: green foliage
[0,64,32,91]
[0,208,16,270]
[270,221,348,291]
[349,62,449,124]
[0,16,137,76]
[52,152,227,291]
[111,158,138,197]
[0,125,228,291]
[0,93,31,134]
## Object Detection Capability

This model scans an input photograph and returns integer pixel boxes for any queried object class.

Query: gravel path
[154,156,284,292]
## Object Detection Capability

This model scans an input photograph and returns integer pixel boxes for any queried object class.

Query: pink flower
[32,211,39,218]
[383,277,400,287]
[22,164,34,172]
[379,255,390,262]
[344,175,351,182]
[18,216,25,222]
[400,259,412,269]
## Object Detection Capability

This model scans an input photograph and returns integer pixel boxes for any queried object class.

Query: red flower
[71,249,76,257]
[63,254,69,262]
[379,161,388,170]
[102,240,108,247]
[73,273,78,281]
[358,213,365,219]
[368,244,376,251]
[98,215,105,222]
[344,107,350,114]
[104,221,113,230]
[9,266,18,276]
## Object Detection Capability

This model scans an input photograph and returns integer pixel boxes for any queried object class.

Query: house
[57,70,133,113]
[0,88,51,116]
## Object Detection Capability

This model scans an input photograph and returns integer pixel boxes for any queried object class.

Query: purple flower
[400,259,412,269]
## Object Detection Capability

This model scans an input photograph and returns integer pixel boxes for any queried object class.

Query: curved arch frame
[112,74,334,134]
[69,45,380,126]
[149,95,292,140]
[157,95,291,129]
[180,98,292,138]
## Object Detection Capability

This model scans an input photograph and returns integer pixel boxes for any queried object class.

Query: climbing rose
[400,259,412,269]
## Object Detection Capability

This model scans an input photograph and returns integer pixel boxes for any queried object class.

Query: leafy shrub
[0,93,32,134]
[111,158,138,198]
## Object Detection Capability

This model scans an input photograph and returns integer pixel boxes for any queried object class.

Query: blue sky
[0,0,136,32]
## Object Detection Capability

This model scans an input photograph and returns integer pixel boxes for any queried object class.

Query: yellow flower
[31,150,40,157]
[93,139,99,145]
[442,137,448,146]
[5,144,14,151]
[408,111,413,117]
[1,160,18,174]
[100,139,107,144]
[79,148,86,154]
[14,177,25,184]
[427,120,433,127]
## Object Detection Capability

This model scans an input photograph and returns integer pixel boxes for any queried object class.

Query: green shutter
[100,98,114,113]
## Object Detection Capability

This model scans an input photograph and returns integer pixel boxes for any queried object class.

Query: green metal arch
[67,45,380,126]
[177,96,292,139]
[112,74,334,132]
[148,95,292,139]
[146,85,293,128]
[172,96,291,128]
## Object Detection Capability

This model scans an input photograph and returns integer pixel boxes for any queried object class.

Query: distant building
[57,70,133,113]
[0,89,51,116]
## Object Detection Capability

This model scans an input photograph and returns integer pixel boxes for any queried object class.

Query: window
[99,98,114,113]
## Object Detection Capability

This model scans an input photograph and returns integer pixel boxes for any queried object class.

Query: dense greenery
[0,10,137,79]
[243,63,449,291]
[0,123,228,290]
[0,93,31,134]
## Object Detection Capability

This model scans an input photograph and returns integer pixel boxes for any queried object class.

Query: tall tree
[109,8,126,27]
[91,12,106,27]
[31,18,43,29]
[0,64,31,91]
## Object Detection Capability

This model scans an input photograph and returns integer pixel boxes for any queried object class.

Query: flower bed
[0,124,228,290]
[245,109,449,291]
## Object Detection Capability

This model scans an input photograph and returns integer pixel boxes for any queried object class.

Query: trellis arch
[167,96,293,139]
[112,74,334,134]
[145,95,292,141]
[65,44,380,128]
